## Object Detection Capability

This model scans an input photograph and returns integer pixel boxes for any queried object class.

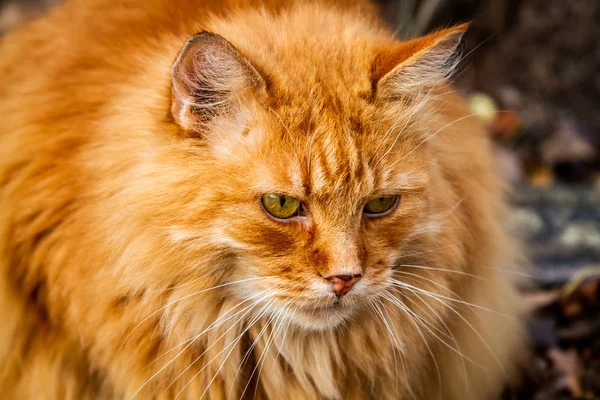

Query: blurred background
[1,0,599,398]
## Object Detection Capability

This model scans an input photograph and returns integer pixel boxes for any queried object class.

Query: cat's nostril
[323,274,362,298]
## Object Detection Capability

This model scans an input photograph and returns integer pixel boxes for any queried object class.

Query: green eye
[364,195,399,216]
[261,194,301,219]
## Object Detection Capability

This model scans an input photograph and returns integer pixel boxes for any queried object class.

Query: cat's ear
[373,23,469,100]
[171,32,267,132]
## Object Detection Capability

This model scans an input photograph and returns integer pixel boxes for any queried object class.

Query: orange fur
[0,0,525,399]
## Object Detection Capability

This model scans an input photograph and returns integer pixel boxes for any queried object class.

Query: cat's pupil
[279,196,285,208]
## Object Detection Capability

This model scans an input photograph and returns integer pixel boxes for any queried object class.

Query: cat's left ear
[171,32,267,132]
[373,23,469,100]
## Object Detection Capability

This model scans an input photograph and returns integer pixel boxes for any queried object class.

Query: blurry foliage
[508,270,600,399]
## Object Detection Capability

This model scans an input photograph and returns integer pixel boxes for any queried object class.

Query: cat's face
[167,26,466,330]
[203,110,431,330]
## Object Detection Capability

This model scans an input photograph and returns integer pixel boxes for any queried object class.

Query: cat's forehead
[304,131,424,197]
[267,53,375,113]
[252,109,427,202]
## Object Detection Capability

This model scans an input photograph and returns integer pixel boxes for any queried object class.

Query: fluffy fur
[0,0,525,398]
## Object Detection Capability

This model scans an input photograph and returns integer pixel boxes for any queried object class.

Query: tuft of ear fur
[171,32,267,132]
[374,23,469,100]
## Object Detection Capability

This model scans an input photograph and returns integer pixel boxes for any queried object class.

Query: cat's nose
[324,274,362,298]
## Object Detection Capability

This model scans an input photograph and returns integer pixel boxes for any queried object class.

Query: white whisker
[381,292,442,398]
[390,281,506,377]
[250,303,291,400]
[129,291,272,400]
[176,300,274,399]
[121,277,268,349]
[371,301,404,398]
[393,264,484,281]
[390,278,514,319]
[148,289,270,367]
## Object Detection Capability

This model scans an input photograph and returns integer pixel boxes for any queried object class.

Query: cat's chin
[287,302,356,331]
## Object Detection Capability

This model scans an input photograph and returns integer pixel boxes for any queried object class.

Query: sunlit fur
[0,0,525,399]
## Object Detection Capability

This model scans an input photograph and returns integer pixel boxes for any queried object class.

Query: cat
[0,0,526,398]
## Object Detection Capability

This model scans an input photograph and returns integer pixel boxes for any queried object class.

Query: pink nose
[324,274,362,298]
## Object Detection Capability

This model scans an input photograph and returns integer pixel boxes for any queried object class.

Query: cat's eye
[261,194,301,220]
[363,195,399,216]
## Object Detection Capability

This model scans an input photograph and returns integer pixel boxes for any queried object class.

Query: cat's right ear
[171,32,267,132]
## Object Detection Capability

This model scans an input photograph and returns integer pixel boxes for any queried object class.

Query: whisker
[129,291,272,400]
[390,278,514,319]
[237,303,289,400]
[121,277,268,349]
[393,264,484,281]
[384,290,479,368]
[380,292,442,398]
[148,290,271,367]
[473,266,534,279]
[270,303,294,370]
[395,285,470,393]
[392,289,454,343]
[393,270,473,302]
[175,300,274,399]
[249,303,291,400]
[394,262,535,280]
[232,306,278,400]
[433,196,466,219]
[393,244,460,261]
[207,309,277,400]
[390,286,475,387]
[390,282,506,377]
[371,301,403,398]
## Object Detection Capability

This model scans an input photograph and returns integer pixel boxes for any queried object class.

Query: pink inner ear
[372,23,469,85]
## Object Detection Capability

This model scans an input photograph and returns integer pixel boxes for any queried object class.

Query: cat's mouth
[289,299,355,330]
[265,293,360,330]
[305,301,342,313]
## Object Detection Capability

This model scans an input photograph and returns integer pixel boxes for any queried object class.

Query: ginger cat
[0,0,525,398]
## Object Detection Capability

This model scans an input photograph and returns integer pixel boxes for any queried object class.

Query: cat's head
[164,22,468,330]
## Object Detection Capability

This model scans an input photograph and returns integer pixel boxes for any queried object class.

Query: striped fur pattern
[0,0,525,398]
